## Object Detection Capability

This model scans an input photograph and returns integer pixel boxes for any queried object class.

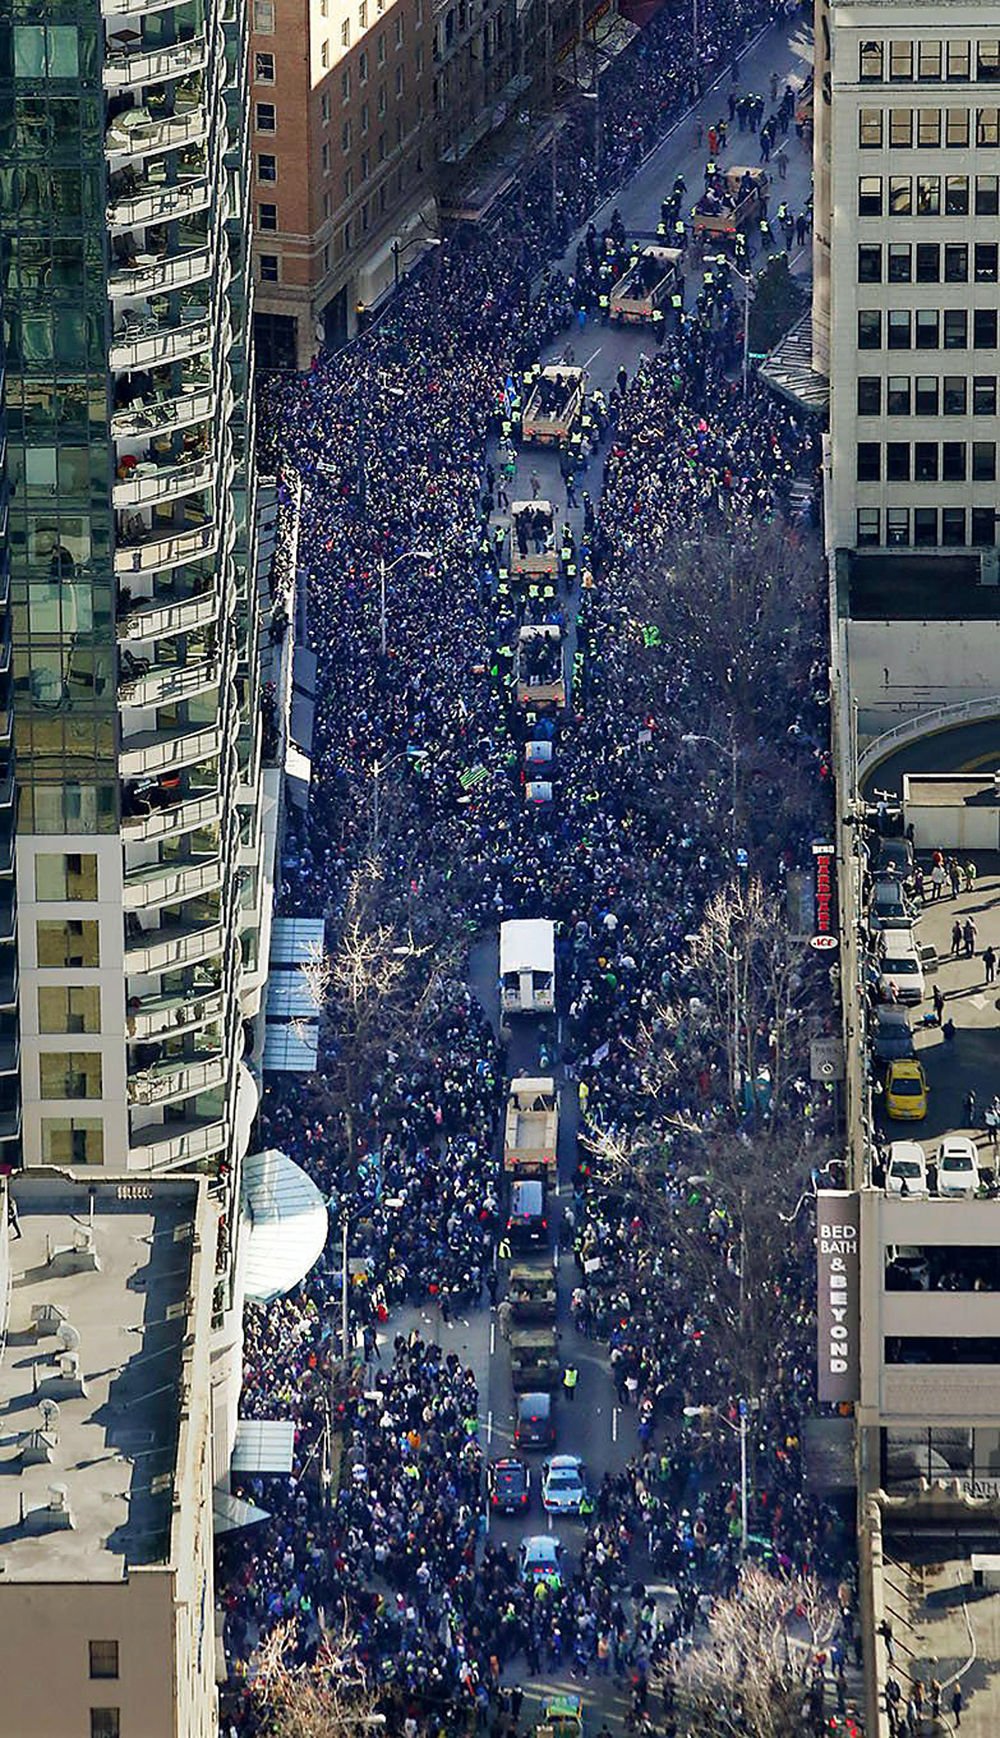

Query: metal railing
[856,694,1000,786]
[103,31,206,88]
[109,315,211,374]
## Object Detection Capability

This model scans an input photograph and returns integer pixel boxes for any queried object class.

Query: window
[38,986,100,1035]
[394,64,403,94]
[915,174,938,212]
[888,376,912,414]
[377,83,386,115]
[974,308,999,347]
[977,106,999,145]
[942,508,966,545]
[943,376,967,414]
[973,441,997,480]
[254,0,275,28]
[40,1121,102,1166]
[858,310,882,349]
[889,108,913,146]
[976,174,1000,213]
[13,23,79,77]
[321,39,330,68]
[341,18,350,44]
[37,920,99,968]
[946,40,970,81]
[342,118,352,150]
[378,129,386,160]
[377,31,386,62]
[89,1644,119,1682]
[255,51,275,81]
[944,243,968,282]
[860,41,883,82]
[888,309,913,349]
[914,310,938,349]
[915,376,939,415]
[891,175,915,213]
[974,376,997,414]
[256,102,276,132]
[416,0,423,22]
[341,65,350,97]
[360,148,370,179]
[359,48,368,79]
[321,139,331,173]
[918,40,942,80]
[90,1715,120,1738]
[858,377,882,415]
[344,167,354,196]
[320,92,330,123]
[945,309,968,348]
[914,441,938,480]
[946,108,969,146]
[859,108,883,146]
[360,0,367,21]
[972,508,998,545]
[887,508,910,546]
[40,1052,102,1101]
[889,40,913,81]
[857,509,881,546]
[886,442,911,480]
[257,152,277,181]
[978,41,1000,82]
[975,243,999,281]
[360,100,369,133]
[35,854,97,901]
[917,108,941,145]
[945,174,969,213]
[259,253,279,282]
[395,13,403,44]
[914,242,938,282]
[914,507,938,546]
[890,243,913,282]
[857,442,881,481]
[942,441,966,480]
[859,176,883,216]
[323,189,332,217]
[258,201,278,231]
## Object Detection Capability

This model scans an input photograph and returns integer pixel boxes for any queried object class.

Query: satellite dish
[56,1322,81,1353]
[39,1399,61,1432]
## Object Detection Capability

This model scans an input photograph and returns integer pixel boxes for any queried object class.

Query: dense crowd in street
[218,0,851,1730]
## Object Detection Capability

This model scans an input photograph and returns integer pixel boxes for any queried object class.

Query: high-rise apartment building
[249,0,437,366]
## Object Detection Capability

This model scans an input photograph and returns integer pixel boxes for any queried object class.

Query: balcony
[105,105,208,162]
[128,1113,228,1170]
[108,243,212,301]
[119,720,221,779]
[0,882,17,944]
[0,958,18,1012]
[117,581,218,642]
[128,1048,226,1106]
[108,173,210,230]
[124,917,223,975]
[110,383,213,439]
[0,1036,20,1077]
[114,517,217,576]
[118,653,219,708]
[103,31,207,90]
[127,983,223,1041]
[123,854,222,912]
[113,453,212,510]
[0,767,15,815]
[109,311,211,372]
[122,787,220,842]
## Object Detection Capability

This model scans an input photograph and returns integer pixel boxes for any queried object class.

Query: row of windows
[859,106,1000,148]
[253,0,421,28]
[858,241,998,283]
[859,39,1000,84]
[857,375,999,417]
[340,104,402,151]
[258,177,397,281]
[858,174,1000,216]
[858,308,999,350]
[856,506,998,548]
[856,440,997,482]
[338,11,407,50]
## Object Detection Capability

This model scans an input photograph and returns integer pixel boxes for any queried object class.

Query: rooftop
[0,1174,201,1581]
[877,1520,1000,1738]
[846,551,996,622]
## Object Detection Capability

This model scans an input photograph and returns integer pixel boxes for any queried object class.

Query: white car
[879,941,925,1007]
[541,1454,587,1516]
[938,1136,980,1199]
[886,1141,928,1197]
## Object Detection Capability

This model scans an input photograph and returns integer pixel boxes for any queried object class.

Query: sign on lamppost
[816,1192,860,1403]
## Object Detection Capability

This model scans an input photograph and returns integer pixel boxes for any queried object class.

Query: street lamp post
[379,548,434,657]
[370,748,408,846]
[712,252,754,400]
[392,234,441,290]
[581,87,600,184]
[680,730,739,853]
[683,1398,749,1553]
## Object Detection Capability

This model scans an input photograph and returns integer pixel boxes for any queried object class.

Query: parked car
[487,1458,531,1515]
[868,875,916,934]
[872,1006,915,1064]
[518,1534,564,1588]
[938,1136,980,1198]
[541,1455,587,1516]
[885,1248,931,1290]
[875,838,915,883]
[885,1058,929,1121]
[514,1390,556,1449]
[886,1141,928,1196]
[879,938,925,1006]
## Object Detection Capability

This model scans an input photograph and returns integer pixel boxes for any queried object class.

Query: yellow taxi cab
[885,1057,928,1121]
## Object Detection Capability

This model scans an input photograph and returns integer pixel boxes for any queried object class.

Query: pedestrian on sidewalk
[952,919,963,957]
[530,471,541,499]
[952,1683,963,1726]
[964,1088,977,1126]
[777,150,788,179]
[984,944,996,984]
[964,916,978,957]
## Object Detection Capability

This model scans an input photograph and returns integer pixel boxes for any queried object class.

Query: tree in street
[252,1614,380,1738]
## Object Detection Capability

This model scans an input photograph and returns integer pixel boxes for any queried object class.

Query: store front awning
[263,917,324,1071]
[213,1491,271,1534]
[232,1418,296,1475]
[241,1147,328,1305]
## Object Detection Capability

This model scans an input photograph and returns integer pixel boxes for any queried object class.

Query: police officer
[563,1364,579,1401]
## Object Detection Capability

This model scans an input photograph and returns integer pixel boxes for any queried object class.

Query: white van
[500,919,555,1015]
[879,935,925,1006]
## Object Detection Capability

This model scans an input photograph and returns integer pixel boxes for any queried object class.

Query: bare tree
[676,1564,839,1738]
[252,1613,380,1738]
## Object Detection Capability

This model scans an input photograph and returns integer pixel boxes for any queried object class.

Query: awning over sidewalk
[263,916,324,1071]
[241,1147,328,1305]
[213,1492,271,1534]
[232,1418,296,1475]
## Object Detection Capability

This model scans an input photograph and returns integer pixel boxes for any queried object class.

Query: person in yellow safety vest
[563,1365,579,1400]
[599,291,609,324]
[671,291,683,320]
[497,1235,512,1261]
[651,306,665,344]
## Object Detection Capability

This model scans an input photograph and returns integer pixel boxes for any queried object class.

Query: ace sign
[816,1192,860,1404]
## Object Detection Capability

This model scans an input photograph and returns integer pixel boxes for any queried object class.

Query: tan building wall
[251,0,436,365]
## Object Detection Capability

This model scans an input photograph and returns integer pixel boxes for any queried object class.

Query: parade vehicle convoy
[504,1076,559,1176]
[514,623,567,711]
[510,1325,561,1392]
[509,500,559,579]
[691,165,767,237]
[514,1390,556,1448]
[509,1261,558,1321]
[609,245,684,324]
[500,919,556,1015]
[487,1457,531,1514]
[506,1177,548,1251]
[521,366,587,444]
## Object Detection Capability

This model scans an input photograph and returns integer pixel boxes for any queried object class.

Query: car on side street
[885,1058,928,1121]
[938,1136,980,1198]
[886,1141,928,1196]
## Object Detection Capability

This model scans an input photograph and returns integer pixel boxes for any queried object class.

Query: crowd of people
[217,0,856,1728]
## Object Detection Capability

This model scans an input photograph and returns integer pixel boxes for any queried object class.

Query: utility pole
[738,1398,749,1553]
[341,1215,349,1360]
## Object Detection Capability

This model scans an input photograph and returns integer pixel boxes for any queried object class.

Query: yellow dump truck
[504,1076,559,1176]
[609,245,684,324]
[691,166,767,237]
[521,365,586,445]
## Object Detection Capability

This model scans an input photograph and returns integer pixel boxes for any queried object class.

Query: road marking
[583,346,603,367]
[487,1408,493,1445]
[612,1406,620,1443]
[490,1319,496,1355]
[554,1242,560,1265]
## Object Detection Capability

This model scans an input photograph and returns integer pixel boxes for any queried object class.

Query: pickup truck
[691,166,767,237]
[609,245,684,324]
[509,500,559,580]
[504,1076,559,1176]
[521,365,586,445]
[514,624,566,712]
